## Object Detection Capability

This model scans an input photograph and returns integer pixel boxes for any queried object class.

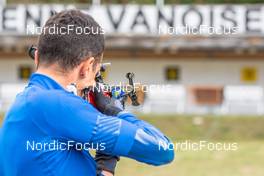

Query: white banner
[0,4,263,35]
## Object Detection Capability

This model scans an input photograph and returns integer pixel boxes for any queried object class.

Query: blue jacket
[0,73,174,176]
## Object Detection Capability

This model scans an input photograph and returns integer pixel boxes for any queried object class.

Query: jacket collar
[28,73,65,90]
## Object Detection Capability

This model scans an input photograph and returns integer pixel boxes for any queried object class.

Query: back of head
[37,10,104,71]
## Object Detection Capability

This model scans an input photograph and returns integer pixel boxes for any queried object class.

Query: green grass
[116,141,264,176]
[115,115,264,175]
[137,114,264,141]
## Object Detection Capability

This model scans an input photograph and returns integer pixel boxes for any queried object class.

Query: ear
[34,49,39,68]
[79,57,95,77]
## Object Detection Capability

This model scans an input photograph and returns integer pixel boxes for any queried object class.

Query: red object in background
[87,90,111,107]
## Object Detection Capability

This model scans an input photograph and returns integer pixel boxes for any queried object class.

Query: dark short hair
[37,10,104,70]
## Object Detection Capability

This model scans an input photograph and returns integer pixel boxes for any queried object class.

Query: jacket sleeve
[116,112,174,165]
[89,112,174,166]
[42,93,174,166]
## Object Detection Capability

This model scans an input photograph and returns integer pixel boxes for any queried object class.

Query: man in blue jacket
[0,10,174,176]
